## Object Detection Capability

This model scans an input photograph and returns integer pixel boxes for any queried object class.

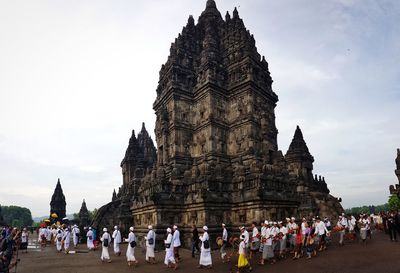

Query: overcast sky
[0,0,399,217]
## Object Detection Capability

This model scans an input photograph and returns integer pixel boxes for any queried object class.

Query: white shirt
[301,222,307,235]
[165,233,173,249]
[126,231,136,245]
[72,227,80,236]
[86,230,93,240]
[101,232,111,246]
[172,229,181,247]
[239,241,246,255]
[146,230,155,247]
[265,228,272,246]
[21,231,28,243]
[252,227,259,242]
[112,229,121,244]
[279,226,288,240]
[222,228,228,241]
[314,221,328,235]
[199,231,210,251]
[243,230,249,246]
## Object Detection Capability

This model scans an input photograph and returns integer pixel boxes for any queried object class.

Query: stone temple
[50,178,66,222]
[93,0,343,245]
[389,149,400,198]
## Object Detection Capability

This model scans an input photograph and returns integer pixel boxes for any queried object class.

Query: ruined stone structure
[50,178,66,222]
[78,199,89,227]
[389,148,400,198]
[93,0,343,245]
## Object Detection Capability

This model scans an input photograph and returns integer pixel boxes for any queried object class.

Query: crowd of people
[1,210,400,273]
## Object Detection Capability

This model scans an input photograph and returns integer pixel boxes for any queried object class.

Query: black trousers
[389,228,397,241]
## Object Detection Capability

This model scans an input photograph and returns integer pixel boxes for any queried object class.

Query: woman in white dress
[100,228,112,263]
[145,225,156,263]
[63,228,71,254]
[125,227,138,266]
[86,227,95,250]
[164,227,177,269]
[199,225,212,269]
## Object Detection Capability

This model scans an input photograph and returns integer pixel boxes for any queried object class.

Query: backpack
[130,240,136,248]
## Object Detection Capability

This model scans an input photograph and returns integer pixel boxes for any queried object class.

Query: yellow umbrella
[44,219,50,223]
[51,213,58,218]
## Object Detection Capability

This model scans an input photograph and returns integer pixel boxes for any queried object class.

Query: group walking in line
[1,210,399,273]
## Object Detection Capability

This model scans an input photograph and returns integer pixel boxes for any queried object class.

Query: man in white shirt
[287,217,297,249]
[337,215,348,246]
[72,225,80,248]
[314,216,329,251]
[250,222,260,259]
[172,225,181,262]
[278,222,288,257]
[112,226,122,256]
[220,223,228,262]
[145,225,156,263]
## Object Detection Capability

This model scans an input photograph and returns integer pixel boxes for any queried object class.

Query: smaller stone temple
[389,148,400,198]
[78,199,89,227]
[50,178,66,221]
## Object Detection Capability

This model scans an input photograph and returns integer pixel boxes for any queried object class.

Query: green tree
[0,205,5,225]
[2,205,33,227]
[388,194,400,211]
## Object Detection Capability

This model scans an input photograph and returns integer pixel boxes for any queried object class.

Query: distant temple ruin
[93,0,343,245]
[50,178,66,222]
[389,149,400,198]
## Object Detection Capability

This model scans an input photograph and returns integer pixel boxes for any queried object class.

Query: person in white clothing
[359,215,370,244]
[55,229,63,252]
[20,228,29,253]
[250,222,260,259]
[86,227,95,250]
[337,215,348,246]
[172,225,181,262]
[164,227,177,270]
[145,225,156,264]
[278,222,288,257]
[72,225,80,247]
[220,223,229,262]
[112,226,122,256]
[45,227,51,245]
[240,226,250,250]
[125,226,138,266]
[63,228,71,254]
[100,228,112,263]
[314,217,329,251]
[287,217,297,249]
[198,226,212,269]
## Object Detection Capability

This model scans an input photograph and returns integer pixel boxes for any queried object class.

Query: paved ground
[16,231,400,273]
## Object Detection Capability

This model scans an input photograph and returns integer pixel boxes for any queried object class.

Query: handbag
[203,240,210,249]
[103,238,109,247]
[130,240,136,248]
[148,237,154,245]
[165,243,171,248]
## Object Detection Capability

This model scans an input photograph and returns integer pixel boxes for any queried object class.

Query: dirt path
[16,231,400,273]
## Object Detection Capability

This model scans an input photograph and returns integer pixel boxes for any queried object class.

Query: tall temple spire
[78,199,89,227]
[287,125,311,155]
[50,178,66,221]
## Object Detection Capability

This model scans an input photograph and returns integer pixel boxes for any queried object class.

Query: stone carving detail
[93,0,343,245]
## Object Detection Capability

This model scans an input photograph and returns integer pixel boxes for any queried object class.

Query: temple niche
[93,0,343,245]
